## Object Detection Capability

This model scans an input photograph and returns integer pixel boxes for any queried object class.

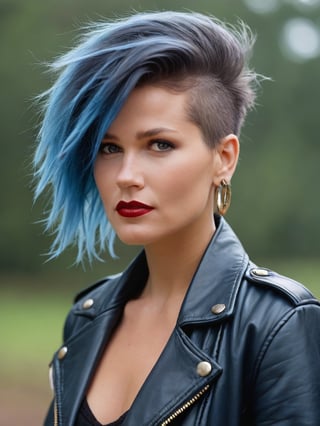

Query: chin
[116,231,151,247]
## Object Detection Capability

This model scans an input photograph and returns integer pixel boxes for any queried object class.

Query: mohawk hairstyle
[33,11,259,263]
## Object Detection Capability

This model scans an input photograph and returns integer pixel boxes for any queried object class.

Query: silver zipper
[161,384,210,425]
[50,364,58,426]
[54,399,58,426]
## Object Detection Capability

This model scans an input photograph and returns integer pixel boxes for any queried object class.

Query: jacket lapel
[53,305,123,425]
[52,254,149,425]
[123,217,249,425]
[124,326,222,425]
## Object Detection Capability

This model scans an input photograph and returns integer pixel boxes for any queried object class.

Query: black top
[76,399,128,426]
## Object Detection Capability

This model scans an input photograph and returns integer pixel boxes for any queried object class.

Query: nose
[116,154,144,189]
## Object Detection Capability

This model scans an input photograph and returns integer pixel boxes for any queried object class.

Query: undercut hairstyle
[33,11,259,262]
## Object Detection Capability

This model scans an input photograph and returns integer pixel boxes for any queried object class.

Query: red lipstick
[116,200,154,218]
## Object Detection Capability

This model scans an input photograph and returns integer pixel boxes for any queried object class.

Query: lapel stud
[197,361,212,377]
[57,346,68,360]
[82,298,94,309]
[211,303,226,315]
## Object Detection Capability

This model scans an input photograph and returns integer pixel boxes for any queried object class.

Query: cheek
[161,162,213,199]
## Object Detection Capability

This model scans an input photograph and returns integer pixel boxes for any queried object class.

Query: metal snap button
[82,298,94,309]
[211,303,226,315]
[57,346,68,360]
[197,361,212,377]
[251,268,270,277]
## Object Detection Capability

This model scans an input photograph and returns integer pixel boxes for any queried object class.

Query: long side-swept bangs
[33,22,197,262]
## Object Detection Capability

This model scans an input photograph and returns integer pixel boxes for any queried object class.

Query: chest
[86,308,177,424]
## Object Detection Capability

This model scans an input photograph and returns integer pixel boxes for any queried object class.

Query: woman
[34,11,320,425]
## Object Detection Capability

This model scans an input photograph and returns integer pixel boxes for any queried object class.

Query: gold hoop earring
[215,179,232,216]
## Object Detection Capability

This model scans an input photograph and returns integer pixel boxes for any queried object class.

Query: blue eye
[151,140,174,151]
[99,143,121,154]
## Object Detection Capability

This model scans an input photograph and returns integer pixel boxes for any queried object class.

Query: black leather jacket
[45,218,320,425]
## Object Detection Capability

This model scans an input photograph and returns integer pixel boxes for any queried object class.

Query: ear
[212,134,239,186]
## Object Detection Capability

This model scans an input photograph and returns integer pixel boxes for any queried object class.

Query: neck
[142,219,216,303]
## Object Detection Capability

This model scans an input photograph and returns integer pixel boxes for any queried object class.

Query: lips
[116,200,154,218]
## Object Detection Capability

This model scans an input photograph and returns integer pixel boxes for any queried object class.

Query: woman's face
[94,85,226,247]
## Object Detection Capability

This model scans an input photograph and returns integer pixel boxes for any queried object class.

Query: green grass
[0,289,71,388]
[1,259,319,389]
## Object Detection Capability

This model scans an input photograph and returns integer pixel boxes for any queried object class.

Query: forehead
[108,85,191,129]
[104,84,208,146]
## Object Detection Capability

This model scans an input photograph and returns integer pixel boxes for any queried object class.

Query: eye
[99,142,122,155]
[150,140,175,152]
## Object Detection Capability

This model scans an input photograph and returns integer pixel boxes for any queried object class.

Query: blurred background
[1,0,319,424]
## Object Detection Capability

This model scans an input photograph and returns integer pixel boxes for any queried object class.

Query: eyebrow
[103,127,177,141]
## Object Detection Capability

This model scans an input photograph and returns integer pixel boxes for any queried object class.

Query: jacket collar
[76,216,249,325]
[80,216,249,325]
[178,215,249,325]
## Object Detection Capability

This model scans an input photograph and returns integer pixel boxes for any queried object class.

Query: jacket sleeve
[253,302,320,425]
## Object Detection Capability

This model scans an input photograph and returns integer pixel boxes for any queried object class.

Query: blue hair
[34,11,257,263]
